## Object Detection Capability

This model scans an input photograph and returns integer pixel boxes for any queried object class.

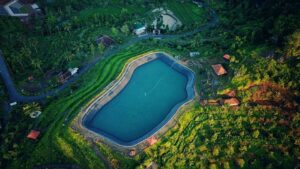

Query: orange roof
[27,130,40,140]
[224,98,240,106]
[223,54,230,60]
[212,64,227,75]
[147,136,158,146]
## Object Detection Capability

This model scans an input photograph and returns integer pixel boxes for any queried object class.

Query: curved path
[0,7,218,104]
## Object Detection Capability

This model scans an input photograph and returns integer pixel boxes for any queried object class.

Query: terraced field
[9,45,164,169]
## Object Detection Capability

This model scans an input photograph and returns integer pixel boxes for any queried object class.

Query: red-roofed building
[27,130,40,140]
[224,98,240,106]
[212,64,227,76]
[223,54,230,61]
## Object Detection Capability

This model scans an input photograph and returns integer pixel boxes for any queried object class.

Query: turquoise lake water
[88,58,189,143]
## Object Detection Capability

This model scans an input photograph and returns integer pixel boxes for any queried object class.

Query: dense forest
[0,0,299,168]
[0,0,205,95]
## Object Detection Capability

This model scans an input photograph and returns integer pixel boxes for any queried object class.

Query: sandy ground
[152,8,182,31]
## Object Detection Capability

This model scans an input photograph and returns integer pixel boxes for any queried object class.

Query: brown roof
[224,98,240,106]
[27,130,40,140]
[96,35,114,47]
[58,71,71,83]
[212,64,227,75]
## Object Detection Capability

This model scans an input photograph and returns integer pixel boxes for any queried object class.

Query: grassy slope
[9,43,181,169]
[9,45,145,168]
[140,105,299,169]
[166,0,206,25]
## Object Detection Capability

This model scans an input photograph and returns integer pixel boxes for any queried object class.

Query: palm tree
[46,13,56,35]
[31,58,43,74]
[63,22,72,35]
[23,102,41,116]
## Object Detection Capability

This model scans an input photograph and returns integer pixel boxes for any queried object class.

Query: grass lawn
[166,0,206,25]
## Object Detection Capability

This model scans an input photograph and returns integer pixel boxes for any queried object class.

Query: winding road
[0,6,218,104]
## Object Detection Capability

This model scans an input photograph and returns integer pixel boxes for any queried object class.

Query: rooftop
[27,130,40,140]
[224,98,240,106]
[147,136,158,146]
[211,64,227,76]
[223,54,230,60]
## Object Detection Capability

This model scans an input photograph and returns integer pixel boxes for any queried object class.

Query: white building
[133,25,146,35]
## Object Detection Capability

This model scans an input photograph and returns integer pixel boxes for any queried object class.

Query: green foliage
[141,105,299,168]
[284,30,300,57]
[0,0,299,169]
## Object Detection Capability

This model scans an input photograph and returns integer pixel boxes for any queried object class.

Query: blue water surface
[86,58,190,144]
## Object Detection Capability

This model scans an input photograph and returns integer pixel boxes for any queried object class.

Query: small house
[58,71,71,84]
[224,98,240,106]
[96,35,114,48]
[223,54,230,61]
[147,136,158,146]
[189,52,200,57]
[129,149,136,157]
[27,130,40,140]
[211,64,227,76]
[152,29,161,35]
[133,23,146,35]
[68,67,79,76]
[9,102,17,106]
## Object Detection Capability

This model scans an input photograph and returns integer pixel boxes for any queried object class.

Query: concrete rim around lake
[73,51,196,149]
